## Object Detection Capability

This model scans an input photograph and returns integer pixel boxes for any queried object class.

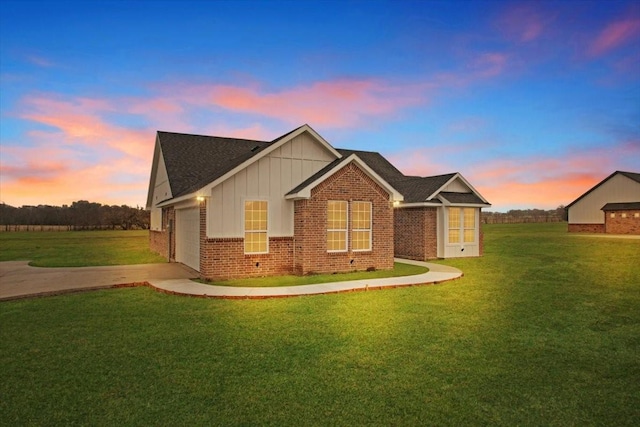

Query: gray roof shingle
[158,131,271,199]
[439,191,487,205]
[601,202,640,211]
[156,129,489,206]
[392,174,457,203]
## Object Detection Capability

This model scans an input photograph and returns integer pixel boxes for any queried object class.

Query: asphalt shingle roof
[157,131,271,199]
[620,171,640,184]
[391,174,457,203]
[439,191,486,204]
[156,129,489,206]
[601,202,640,211]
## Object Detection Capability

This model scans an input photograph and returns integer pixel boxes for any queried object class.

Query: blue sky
[1,0,638,211]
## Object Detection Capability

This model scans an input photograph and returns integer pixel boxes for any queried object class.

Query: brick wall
[148,207,175,260]
[149,230,167,257]
[197,202,293,280]
[568,223,605,233]
[294,163,394,275]
[604,210,640,235]
[393,207,438,260]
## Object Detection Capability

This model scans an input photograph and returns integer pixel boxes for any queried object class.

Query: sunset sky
[1,0,639,211]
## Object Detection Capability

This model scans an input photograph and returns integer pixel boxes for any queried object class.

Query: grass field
[0,230,166,266]
[1,223,639,425]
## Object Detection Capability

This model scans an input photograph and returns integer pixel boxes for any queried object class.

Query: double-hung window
[351,201,372,251]
[449,207,476,244]
[327,201,348,252]
[448,207,461,243]
[244,200,268,254]
[463,208,475,243]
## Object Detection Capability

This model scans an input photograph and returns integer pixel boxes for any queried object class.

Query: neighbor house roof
[567,171,640,208]
[601,202,640,211]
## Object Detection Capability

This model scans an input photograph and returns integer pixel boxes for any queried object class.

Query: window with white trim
[327,201,348,252]
[244,200,268,254]
[449,207,476,244]
[351,201,372,251]
[449,207,461,243]
[463,208,476,243]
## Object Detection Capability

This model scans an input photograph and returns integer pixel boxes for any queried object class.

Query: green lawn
[1,223,639,425]
[0,230,166,266]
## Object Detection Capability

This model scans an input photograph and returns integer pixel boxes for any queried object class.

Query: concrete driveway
[0,261,197,301]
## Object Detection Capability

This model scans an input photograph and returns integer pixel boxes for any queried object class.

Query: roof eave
[394,202,442,208]
[198,124,342,197]
[285,154,404,202]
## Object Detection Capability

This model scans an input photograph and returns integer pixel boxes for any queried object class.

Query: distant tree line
[481,206,568,224]
[0,200,150,230]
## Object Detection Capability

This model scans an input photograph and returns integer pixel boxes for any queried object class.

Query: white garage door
[175,207,200,271]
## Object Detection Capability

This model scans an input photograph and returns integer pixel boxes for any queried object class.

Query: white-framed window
[244,200,268,254]
[635,213,639,218]
[351,201,372,251]
[327,200,348,252]
[463,208,476,243]
[449,207,476,244]
[621,213,627,218]
[611,213,616,218]
[449,207,461,244]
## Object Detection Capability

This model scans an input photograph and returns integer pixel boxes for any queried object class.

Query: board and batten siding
[207,133,336,238]
[569,174,640,224]
[150,151,172,231]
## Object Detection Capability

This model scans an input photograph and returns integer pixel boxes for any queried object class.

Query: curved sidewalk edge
[148,258,463,299]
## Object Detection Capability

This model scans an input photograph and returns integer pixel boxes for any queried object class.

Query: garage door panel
[176,208,200,271]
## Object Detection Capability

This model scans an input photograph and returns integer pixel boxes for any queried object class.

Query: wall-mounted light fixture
[196,196,206,202]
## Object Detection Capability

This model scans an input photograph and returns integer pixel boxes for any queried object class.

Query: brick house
[567,171,640,235]
[146,125,490,279]
[602,203,640,235]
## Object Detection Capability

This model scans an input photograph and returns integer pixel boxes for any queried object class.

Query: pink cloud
[496,4,551,43]
[1,66,516,207]
[25,54,55,68]
[467,145,638,210]
[589,18,640,57]
[387,141,638,211]
[167,79,426,128]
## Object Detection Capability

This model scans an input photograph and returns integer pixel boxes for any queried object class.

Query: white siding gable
[569,174,640,224]
[442,177,470,193]
[208,132,337,238]
[150,153,172,230]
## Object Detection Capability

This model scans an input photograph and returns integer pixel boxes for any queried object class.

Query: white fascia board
[448,203,492,208]
[428,172,490,205]
[436,194,490,208]
[295,124,343,158]
[394,202,442,208]
[145,136,161,210]
[285,154,404,202]
[157,125,343,208]
[198,124,341,197]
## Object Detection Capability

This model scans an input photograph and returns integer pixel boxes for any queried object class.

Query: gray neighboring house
[567,171,640,234]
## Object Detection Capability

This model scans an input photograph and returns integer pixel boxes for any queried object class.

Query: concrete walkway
[148,258,462,299]
[0,258,462,301]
